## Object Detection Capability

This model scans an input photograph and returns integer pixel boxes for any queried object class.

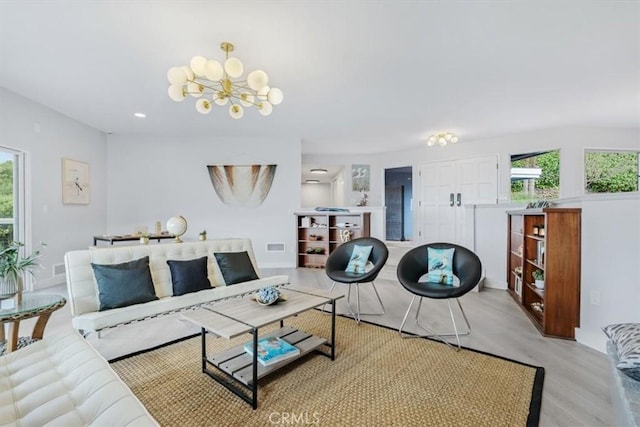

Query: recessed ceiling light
[310,168,328,174]
[134,112,147,118]
[305,179,320,184]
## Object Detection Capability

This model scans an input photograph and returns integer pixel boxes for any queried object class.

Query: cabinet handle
[456,193,462,206]
[449,193,455,207]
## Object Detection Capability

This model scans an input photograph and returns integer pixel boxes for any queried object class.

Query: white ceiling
[1,1,638,155]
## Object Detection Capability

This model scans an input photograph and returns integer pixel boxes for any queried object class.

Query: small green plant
[0,241,45,281]
[532,269,544,281]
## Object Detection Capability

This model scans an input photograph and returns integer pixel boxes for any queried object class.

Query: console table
[93,233,175,246]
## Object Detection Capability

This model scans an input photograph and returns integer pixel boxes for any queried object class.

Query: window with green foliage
[510,150,560,202]
[585,150,639,194]
[0,151,16,247]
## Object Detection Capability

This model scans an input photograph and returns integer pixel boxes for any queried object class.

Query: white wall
[301,183,331,208]
[106,135,301,268]
[313,127,640,351]
[2,89,637,351]
[302,153,383,207]
[0,88,108,288]
[575,195,640,351]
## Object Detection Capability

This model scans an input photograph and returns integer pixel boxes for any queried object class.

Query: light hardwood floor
[18,267,614,427]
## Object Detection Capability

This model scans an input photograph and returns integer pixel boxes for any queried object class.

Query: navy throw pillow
[91,256,158,311]
[167,256,212,296]
[214,251,259,285]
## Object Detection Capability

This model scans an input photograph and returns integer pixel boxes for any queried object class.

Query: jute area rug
[111,310,544,427]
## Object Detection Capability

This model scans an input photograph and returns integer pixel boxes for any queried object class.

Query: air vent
[266,242,285,252]
[53,263,65,276]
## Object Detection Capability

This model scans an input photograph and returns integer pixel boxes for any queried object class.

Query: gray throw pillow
[91,256,158,311]
[602,323,640,381]
[167,256,211,296]
[214,251,259,285]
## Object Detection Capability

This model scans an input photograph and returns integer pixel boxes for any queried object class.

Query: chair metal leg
[456,298,472,333]
[347,283,360,323]
[345,281,385,323]
[355,283,361,323]
[399,295,418,336]
[321,282,338,314]
[370,281,386,314]
[399,296,471,351]
[320,281,358,322]
[324,281,385,325]
[415,296,423,320]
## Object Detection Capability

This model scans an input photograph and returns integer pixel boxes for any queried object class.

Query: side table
[0,293,67,355]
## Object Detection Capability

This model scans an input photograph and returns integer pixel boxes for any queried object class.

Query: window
[585,150,639,194]
[510,150,560,202]
[0,148,24,246]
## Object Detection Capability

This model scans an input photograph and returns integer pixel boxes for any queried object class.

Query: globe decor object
[166,216,188,243]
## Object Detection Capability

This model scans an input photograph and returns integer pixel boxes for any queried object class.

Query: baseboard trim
[34,275,66,290]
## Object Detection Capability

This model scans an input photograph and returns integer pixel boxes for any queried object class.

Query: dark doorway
[385,167,413,241]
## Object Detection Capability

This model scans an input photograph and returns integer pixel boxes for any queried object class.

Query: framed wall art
[207,164,277,208]
[351,164,370,191]
[62,158,90,204]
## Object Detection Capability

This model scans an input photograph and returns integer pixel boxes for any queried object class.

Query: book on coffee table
[244,336,300,366]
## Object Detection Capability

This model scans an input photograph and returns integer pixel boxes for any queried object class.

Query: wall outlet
[590,291,601,306]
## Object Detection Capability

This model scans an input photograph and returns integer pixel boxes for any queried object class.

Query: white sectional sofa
[0,331,157,426]
[64,238,289,334]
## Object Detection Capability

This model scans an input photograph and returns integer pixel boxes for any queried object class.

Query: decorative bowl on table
[254,286,283,306]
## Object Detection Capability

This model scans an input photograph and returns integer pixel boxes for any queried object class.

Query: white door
[419,155,498,245]
[420,161,457,243]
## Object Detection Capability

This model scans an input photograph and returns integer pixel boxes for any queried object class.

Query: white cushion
[0,332,157,426]
[64,239,289,332]
[71,275,288,332]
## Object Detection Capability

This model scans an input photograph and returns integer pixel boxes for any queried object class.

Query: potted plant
[0,241,45,301]
[198,230,207,241]
[532,269,544,289]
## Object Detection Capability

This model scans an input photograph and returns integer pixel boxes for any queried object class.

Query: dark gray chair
[396,242,482,349]
[325,237,388,323]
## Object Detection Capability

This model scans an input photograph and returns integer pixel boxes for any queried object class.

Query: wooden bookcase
[506,207,581,339]
[295,212,371,268]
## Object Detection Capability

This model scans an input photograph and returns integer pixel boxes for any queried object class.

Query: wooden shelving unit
[506,207,581,339]
[295,212,371,268]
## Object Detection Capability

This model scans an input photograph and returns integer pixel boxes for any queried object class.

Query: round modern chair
[325,237,389,324]
[396,242,482,350]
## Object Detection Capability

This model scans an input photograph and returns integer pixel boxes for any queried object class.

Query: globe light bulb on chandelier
[167,42,283,119]
[427,132,458,147]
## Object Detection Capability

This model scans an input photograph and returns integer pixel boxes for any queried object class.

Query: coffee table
[181,286,343,409]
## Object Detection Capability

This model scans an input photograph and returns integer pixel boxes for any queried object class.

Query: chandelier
[427,132,458,147]
[167,42,283,119]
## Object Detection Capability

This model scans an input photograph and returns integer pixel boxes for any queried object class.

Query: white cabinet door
[420,161,457,243]
[419,155,498,245]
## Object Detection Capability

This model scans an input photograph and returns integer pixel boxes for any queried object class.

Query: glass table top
[0,293,66,319]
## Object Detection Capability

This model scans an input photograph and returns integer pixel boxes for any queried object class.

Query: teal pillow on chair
[345,245,373,274]
[426,247,455,285]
